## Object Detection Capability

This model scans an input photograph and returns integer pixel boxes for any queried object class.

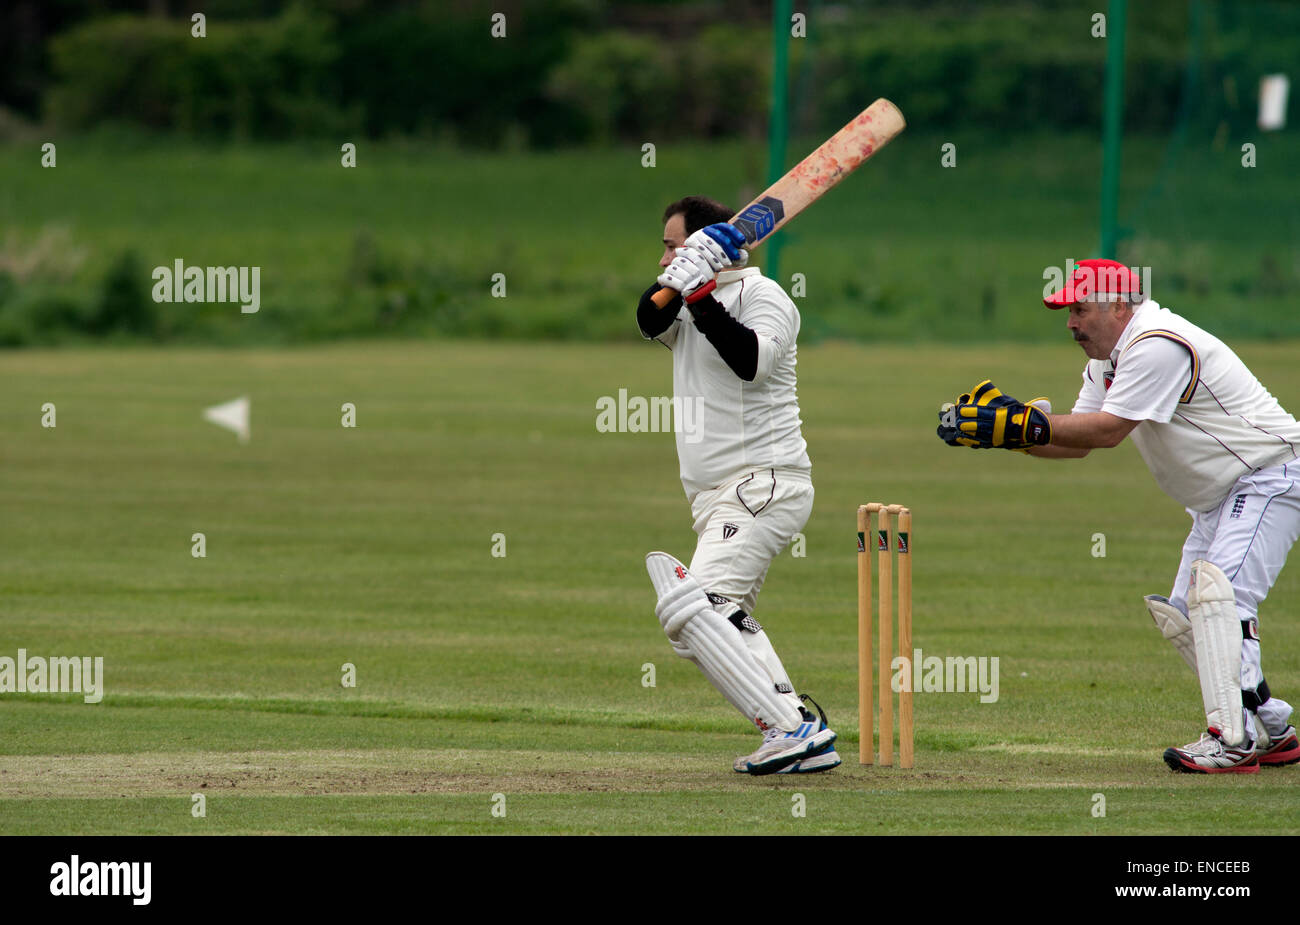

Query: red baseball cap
[1044,258,1144,308]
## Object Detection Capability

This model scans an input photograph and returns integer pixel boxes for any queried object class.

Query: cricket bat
[653,97,905,307]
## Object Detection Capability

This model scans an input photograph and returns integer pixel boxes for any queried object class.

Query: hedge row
[38,2,1294,144]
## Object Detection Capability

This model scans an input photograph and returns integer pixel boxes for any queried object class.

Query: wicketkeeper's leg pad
[1145,594,1198,673]
[1188,560,1247,747]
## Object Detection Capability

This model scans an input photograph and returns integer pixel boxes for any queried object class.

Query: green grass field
[3,128,1300,345]
[4,339,1300,834]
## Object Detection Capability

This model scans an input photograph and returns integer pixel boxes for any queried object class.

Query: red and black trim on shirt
[1123,329,1201,403]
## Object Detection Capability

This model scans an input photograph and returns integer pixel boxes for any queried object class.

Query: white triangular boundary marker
[203,396,250,443]
[1260,74,1289,131]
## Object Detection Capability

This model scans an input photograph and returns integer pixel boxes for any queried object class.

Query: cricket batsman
[638,196,838,775]
[937,258,1300,773]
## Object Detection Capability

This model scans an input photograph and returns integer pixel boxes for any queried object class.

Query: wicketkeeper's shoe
[1258,726,1300,767]
[1163,727,1260,774]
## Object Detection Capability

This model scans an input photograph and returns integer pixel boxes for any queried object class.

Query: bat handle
[651,279,716,308]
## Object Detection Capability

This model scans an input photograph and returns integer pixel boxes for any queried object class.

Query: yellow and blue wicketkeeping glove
[936,380,1052,450]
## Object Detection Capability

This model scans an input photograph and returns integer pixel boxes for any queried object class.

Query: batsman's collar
[716,267,761,286]
[1044,258,1145,308]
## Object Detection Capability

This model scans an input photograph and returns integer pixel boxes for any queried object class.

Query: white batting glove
[657,247,714,299]
[685,225,749,271]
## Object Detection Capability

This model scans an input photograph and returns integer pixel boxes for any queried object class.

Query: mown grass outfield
[3,128,1299,344]
[3,339,1300,835]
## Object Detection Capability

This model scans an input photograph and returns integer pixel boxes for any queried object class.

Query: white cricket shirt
[649,267,811,502]
[1071,299,1300,511]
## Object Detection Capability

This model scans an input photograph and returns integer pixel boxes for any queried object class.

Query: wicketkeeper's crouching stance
[938,259,1300,773]
[640,197,837,775]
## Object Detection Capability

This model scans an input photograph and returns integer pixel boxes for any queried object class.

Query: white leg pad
[1145,594,1197,673]
[647,551,714,643]
[1188,560,1246,746]
[646,552,802,732]
[739,627,805,717]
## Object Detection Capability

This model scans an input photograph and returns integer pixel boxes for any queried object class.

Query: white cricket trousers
[688,468,813,616]
[683,468,813,716]
[1168,462,1299,739]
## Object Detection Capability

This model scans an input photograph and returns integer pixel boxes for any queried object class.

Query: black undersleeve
[637,283,680,339]
[687,293,759,382]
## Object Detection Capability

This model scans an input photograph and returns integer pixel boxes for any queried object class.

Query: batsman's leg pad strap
[727,610,763,634]
[1188,560,1246,746]
[1145,594,1197,673]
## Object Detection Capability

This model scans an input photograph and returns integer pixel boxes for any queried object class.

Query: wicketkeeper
[638,196,838,775]
[937,258,1300,773]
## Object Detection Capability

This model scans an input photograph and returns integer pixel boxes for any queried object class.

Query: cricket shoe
[731,697,839,774]
[774,696,837,774]
[777,741,842,774]
[777,694,840,773]
[741,695,837,776]
[731,738,841,774]
[1258,726,1300,767]
[1163,727,1260,774]
[732,727,817,774]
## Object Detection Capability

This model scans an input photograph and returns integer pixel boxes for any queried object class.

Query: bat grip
[651,279,716,308]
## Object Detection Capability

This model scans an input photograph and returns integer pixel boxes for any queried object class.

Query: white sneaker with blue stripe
[733,741,840,773]
[777,741,842,774]
[773,695,841,773]
[742,700,837,775]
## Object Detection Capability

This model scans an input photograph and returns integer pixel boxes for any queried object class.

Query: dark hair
[662,196,734,235]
